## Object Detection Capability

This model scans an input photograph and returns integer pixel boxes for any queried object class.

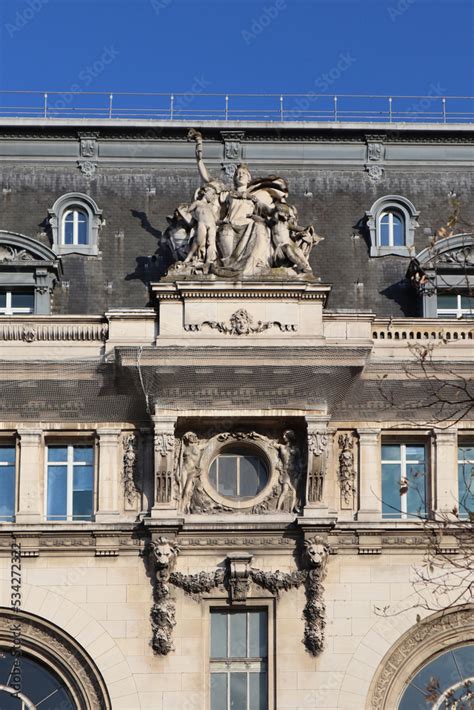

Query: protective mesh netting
[0,358,147,423]
[0,351,471,425]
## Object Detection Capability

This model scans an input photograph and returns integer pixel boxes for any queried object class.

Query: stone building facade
[0,118,473,709]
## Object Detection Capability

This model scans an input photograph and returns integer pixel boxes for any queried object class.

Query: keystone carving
[227,553,253,601]
[184,308,297,335]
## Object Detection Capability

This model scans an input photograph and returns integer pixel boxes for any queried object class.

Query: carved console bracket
[149,536,330,656]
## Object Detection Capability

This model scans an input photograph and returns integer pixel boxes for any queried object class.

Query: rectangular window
[210,608,268,710]
[382,443,427,519]
[46,444,94,521]
[0,290,34,316]
[0,446,16,522]
[458,444,474,518]
[437,293,474,319]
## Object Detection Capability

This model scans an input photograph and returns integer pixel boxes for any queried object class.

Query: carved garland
[149,536,330,657]
[122,434,138,507]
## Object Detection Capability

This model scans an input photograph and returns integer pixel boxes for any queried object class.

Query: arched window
[399,644,474,708]
[0,652,75,709]
[48,193,102,255]
[379,209,405,247]
[366,195,419,257]
[209,449,268,499]
[62,208,89,246]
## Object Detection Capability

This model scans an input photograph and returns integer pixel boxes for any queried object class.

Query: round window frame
[200,436,278,510]
[367,605,474,710]
[0,608,111,709]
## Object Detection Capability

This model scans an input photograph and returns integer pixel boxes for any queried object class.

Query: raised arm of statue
[187,128,212,185]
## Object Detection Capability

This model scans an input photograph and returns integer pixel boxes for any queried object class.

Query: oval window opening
[209,450,268,500]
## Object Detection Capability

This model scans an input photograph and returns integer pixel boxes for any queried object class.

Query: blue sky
[0,0,472,102]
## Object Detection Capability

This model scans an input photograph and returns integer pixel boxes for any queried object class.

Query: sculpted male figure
[276,429,302,512]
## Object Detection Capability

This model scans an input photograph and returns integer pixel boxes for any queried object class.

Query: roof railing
[0,91,473,123]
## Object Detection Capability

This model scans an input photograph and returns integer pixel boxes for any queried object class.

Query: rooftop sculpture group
[165,129,323,278]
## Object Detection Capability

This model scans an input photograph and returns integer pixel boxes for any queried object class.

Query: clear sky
[0,0,472,102]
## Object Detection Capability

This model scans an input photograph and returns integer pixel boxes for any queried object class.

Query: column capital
[357,428,380,442]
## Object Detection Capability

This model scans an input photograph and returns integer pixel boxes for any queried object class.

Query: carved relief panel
[171,422,307,515]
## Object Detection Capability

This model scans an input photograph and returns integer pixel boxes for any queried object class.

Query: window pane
[210,673,227,710]
[392,214,404,246]
[460,295,474,311]
[47,465,67,520]
[73,446,93,464]
[249,672,267,710]
[0,465,15,520]
[219,456,238,497]
[249,610,267,658]
[380,214,390,246]
[0,447,15,465]
[406,445,425,462]
[437,294,457,309]
[64,213,74,244]
[0,292,6,308]
[459,445,474,462]
[381,445,400,461]
[382,463,401,518]
[229,612,247,658]
[407,463,426,517]
[73,465,93,519]
[48,446,68,462]
[458,463,474,517]
[211,611,228,659]
[77,212,88,245]
[11,291,34,310]
[230,672,247,710]
[239,456,265,497]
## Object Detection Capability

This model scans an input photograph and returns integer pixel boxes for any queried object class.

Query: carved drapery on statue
[149,536,330,656]
[163,129,324,280]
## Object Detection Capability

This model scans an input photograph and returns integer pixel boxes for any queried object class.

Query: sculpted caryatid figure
[179,432,202,514]
[276,429,303,512]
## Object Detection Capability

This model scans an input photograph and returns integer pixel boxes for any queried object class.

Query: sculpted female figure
[187,129,288,276]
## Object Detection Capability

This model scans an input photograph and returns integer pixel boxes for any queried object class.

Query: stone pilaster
[16,429,42,523]
[95,429,121,522]
[152,416,177,517]
[356,428,381,521]
[304,417,330,516]
[434,429,458,516]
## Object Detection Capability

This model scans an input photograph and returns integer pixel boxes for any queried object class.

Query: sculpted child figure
[184,184,219,267]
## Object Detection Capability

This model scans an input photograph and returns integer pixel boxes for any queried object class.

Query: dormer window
[366,195,419,257]
[63,208,89,246]
[49,193,102,256]
[379,209,405,248]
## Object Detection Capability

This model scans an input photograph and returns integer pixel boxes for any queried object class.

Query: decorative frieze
[184,308,297,335]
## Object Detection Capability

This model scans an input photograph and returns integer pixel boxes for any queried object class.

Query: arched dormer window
[366,195,419,257]
[0,231,62,315]
[48,193,102,256]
